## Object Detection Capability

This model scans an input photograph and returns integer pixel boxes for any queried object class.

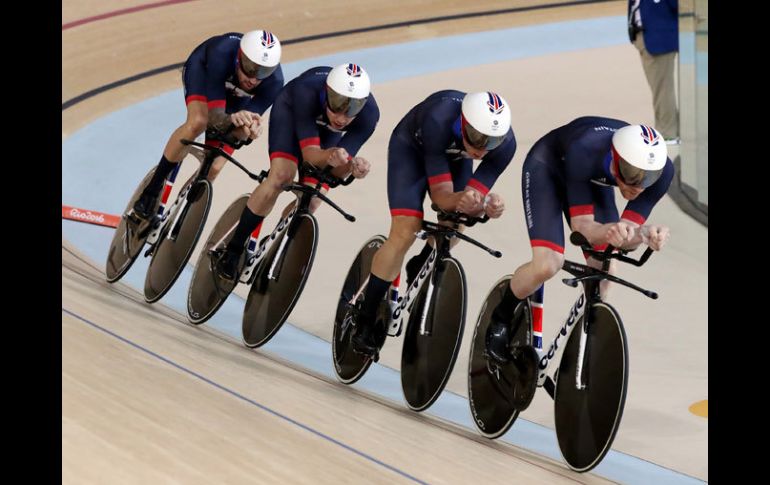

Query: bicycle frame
[145,163,187,247]
[389,244,439,336]
[535,290,589,388]
[349,214,499,338]
[210,166,354,286]
[532,240,656,392]
[203,194,302,287]
[144,141,232,250]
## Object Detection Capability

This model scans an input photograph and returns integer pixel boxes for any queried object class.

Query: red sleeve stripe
[621,210,646,225]
[390,208,424,218]
[207,99,226,109]
[428,173,452,185]
[466,178,490,195]
[270,152,298,164]
[185,95,207,105]
[299,137,321,149]
[569,205,594,217]
[531,239,565,254]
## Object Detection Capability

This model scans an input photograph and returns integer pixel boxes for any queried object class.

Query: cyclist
[485,117,674,371]
[214,63,380,280]
[351,90,517,355]
[132,30,284,220]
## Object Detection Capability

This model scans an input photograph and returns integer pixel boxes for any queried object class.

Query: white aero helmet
[611,124,667,188]
[461,92,511,151]
[239,30,281,80]
[325,63,371,117]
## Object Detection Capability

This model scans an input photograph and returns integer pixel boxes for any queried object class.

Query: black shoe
[485,318,512,364]
[405,255,424,289]
[214,247,243,281]
[351,310,379,356]
[132,188,160,220]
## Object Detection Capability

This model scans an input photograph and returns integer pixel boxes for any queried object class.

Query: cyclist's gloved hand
[327,147,350,168]
[606,221,636,248]
[483,193,505,219]
[351,157,371,179]
[641,225,670,251]
[230,111,262,141]
[457,188,483,215]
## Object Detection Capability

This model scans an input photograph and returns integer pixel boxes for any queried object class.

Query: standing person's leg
[634,33,679,140]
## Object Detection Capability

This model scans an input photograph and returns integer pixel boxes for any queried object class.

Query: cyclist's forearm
[570,216,610,247]
[300,146,335,166]
[207,108,231,132]
[330,163,351,179]
[429,188,462,212]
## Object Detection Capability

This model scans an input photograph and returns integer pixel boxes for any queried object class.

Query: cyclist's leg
[509,157,566,305]
[136,55,209,216]
[215,99,300,279]
[402,151,475,285]
[206,156,228,182]
[371,133,427,288]
[213,155,295,280]
[352,133,425,352]
[486,155,564,361]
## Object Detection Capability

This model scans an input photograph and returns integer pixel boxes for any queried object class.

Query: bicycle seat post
[196,148,218,181]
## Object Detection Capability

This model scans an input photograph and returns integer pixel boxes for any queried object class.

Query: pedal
[482,349,508,367]
[143,244,156,258]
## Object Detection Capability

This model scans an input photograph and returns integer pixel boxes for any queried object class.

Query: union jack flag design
[346,63,362,77]
[486,92,505,114]
[261,31,277,48]
[639,125,661,146]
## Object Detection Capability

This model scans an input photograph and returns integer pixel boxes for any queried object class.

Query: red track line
[63,0,198,30]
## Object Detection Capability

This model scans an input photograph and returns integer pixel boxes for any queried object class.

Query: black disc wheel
[144,177,212,303]
[105,168,159,283]
[554,302,628,472]
[187,195,249,324]
[467,276,535,438]
[400,257,466,412]
[332,235,387,384]
[241,214,319,348]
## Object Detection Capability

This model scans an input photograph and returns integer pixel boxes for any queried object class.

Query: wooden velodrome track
[62,1,708,482]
